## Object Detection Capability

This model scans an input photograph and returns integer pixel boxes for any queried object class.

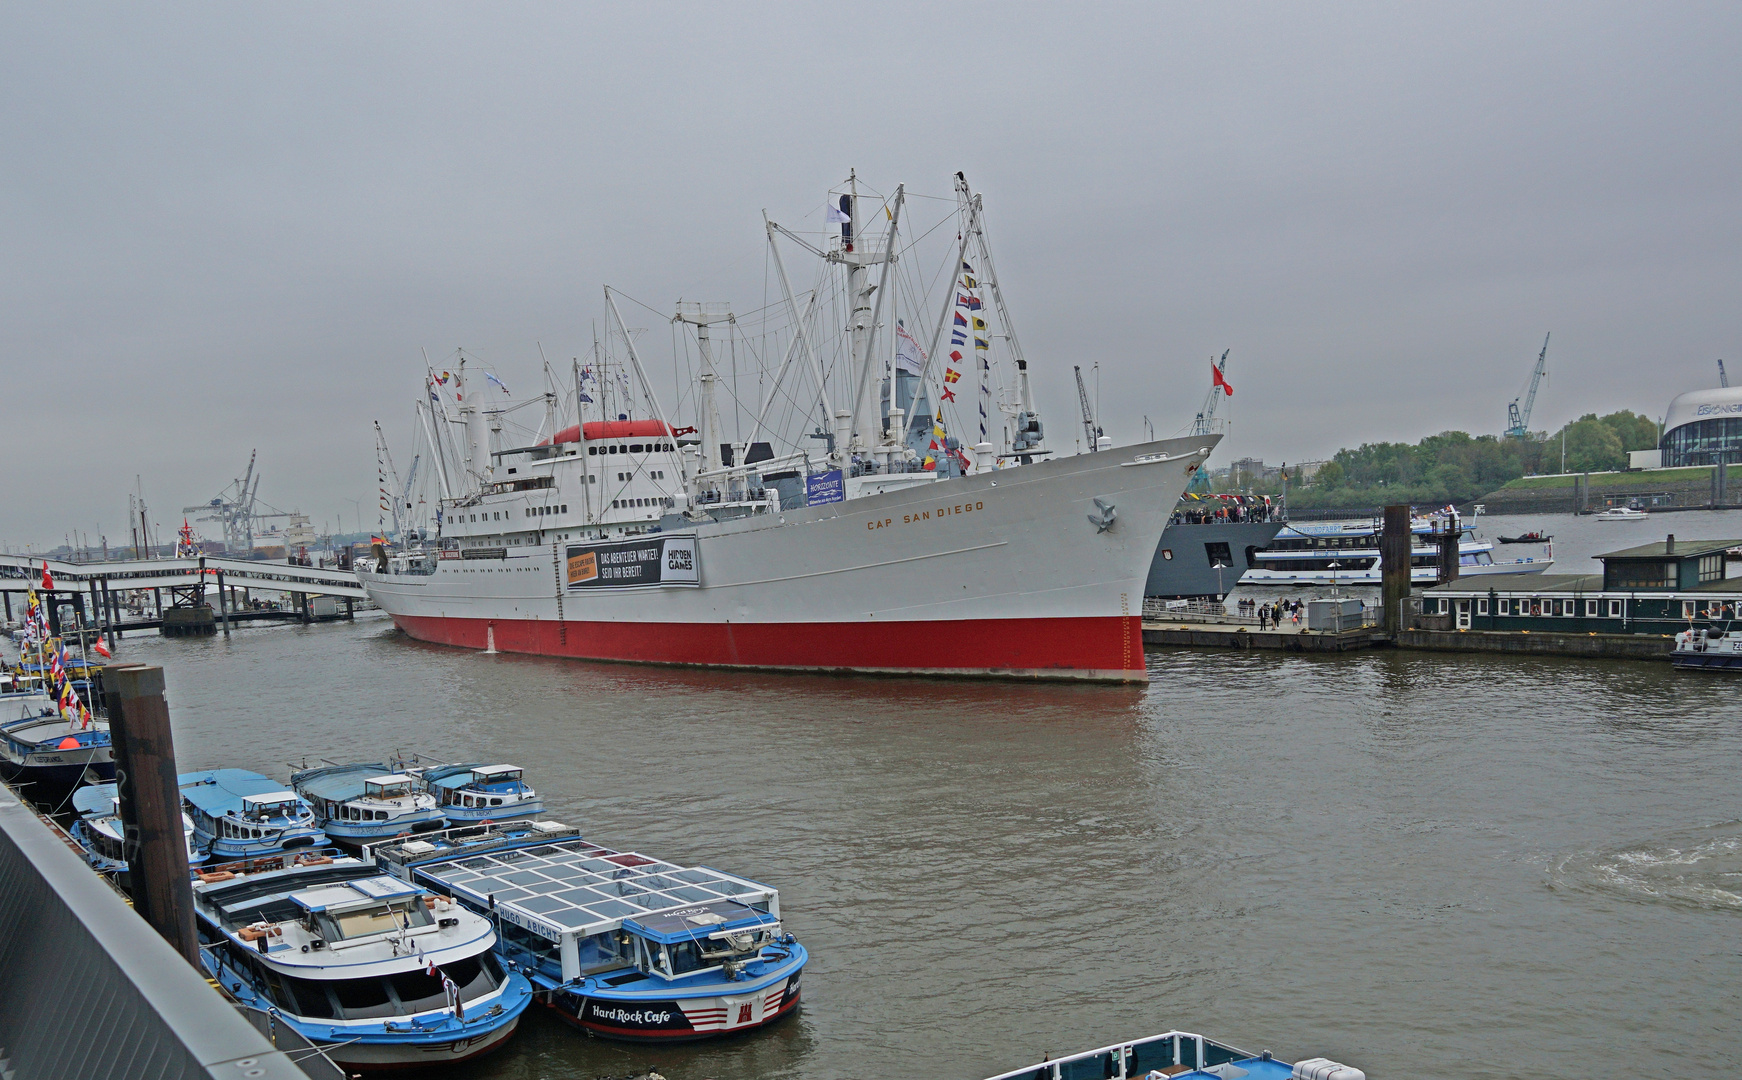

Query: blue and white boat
[406,763,544,823]
[192,853,531,1071]
[1245,512,1552,586]
[370,820,806,1042]
[70,781,205,879]
[0,692,114,790]
[180,769,330,860]
[290,763,447,843]
[982,1030,1364,1080]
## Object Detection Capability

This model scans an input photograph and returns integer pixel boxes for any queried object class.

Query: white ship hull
[361,436,1216,683]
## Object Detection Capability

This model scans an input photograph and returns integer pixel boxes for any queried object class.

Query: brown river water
[93,539,1741,1078]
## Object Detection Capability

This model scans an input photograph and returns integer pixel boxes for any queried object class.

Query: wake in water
[1550,822,1742,912]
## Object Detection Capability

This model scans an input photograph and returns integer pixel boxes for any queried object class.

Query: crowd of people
[1172,500,1280,525]
[1233,595,1306,629]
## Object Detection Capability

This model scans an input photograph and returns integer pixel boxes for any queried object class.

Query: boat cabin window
[364,779,411,799]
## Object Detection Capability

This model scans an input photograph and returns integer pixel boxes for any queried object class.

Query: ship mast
[674,303,734,475]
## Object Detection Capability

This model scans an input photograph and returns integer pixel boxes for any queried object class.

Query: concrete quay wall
[1397,628,1673,660]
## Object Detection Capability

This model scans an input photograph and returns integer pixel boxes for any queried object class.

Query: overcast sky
[4,3,1738,549]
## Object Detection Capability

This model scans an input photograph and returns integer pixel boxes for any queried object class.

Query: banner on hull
[567,536,699,590]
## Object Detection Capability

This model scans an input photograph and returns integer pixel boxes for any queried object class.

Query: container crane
[1073,365,1102,451]
[1718,359,1729,388]
[1505,333,1550,439]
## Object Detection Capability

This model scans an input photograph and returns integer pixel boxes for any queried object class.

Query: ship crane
[1074,365,1102,451]
[1505,333,1550,439]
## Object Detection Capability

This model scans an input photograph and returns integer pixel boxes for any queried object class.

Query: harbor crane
[1073,365,1102,451]
[183,450,296,555]
[1719,359,1729,388]
[1505,333,1551,439]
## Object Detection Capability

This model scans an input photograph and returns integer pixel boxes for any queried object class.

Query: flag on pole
[40,562,53,590]
[894,319,926,376]
[944,369,962,384]
[485,372,511,395]
[1211,363,1234,396]
[940,386,957,402]
[971,316,987,331]
[975,338,990,350]
[953,312,968,327]
[93,638,111,659]
[825,199,851,224]
[957,294,983,310]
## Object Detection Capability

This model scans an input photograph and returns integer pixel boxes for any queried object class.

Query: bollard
[1381,504,1412,637]
[102,663,201,968]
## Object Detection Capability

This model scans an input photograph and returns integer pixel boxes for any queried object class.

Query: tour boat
[1242,513,1552,586]
[290,763,447,843]
[370,820,806,1042]
[398,762,544,824]
[359,172,1217,683]
[70,781,204,879]
[193,853,531,1070]
[982,1030,1364,1080]
[1594,506,1649,521]
[180,768,330,860]
[0,692,113,790]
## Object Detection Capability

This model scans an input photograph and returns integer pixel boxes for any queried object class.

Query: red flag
[93,638,111,659]
[40,561,54,590]
[1211,363,1233,396]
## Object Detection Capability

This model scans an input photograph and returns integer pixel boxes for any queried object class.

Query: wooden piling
[217,571,231,637]
[101,663,200,968]
[1381,504,1412,637]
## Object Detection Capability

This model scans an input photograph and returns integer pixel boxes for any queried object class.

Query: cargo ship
[361,173,1217,682]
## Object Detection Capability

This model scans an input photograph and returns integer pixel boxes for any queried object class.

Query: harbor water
[94,561,1741,1080]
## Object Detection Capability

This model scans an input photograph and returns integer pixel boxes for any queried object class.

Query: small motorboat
[1496,531,1552,543]
[980,1029,1364,1080]
[1594,506,1648,521]
[179,768,330,860]
[0,692,114,791]
[1672,624,1742,671]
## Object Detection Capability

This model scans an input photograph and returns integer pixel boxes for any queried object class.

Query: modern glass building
[1660,387,1742,466]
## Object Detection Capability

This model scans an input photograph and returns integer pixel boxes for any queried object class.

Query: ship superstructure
[362,173,1218,681]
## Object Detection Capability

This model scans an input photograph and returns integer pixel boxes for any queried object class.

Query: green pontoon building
[1420,535,1742,634]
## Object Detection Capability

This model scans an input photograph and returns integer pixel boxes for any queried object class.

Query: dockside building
[1420,536,1741,634]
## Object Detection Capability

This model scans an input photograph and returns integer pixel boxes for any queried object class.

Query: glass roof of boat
[410,839,774,942]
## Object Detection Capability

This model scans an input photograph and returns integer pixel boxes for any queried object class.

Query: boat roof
[366,773,415,786]
[181,769,306,815]
[290,875,419,914]
[1598,538,1742,560]
[73,782,120,817]
[375,824,777,944]
[424,763,524,790]
[1275,519,1464,539]
[290,762,389,800]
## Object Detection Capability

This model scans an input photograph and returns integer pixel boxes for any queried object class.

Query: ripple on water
[1550,822,1742,912]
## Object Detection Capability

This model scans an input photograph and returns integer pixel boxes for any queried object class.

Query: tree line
[1245,411,1660,509]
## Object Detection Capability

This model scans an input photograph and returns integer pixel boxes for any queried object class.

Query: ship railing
[979,1029,1257,1080]
[1142,597,1233,620]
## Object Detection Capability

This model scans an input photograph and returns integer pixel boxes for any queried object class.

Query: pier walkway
[0,553,365,600]
[0,790,315,1079]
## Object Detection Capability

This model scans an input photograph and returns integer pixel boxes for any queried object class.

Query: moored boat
[290,763,447,844]
[370,820,806,1042]
[180,768,330,860]
[981,1029,1364,1080]
[400,762,543,824]
[1672,623,1742,671]
[192,852,531,1071]
[1244,512,1552,586]
[0,692,113,790]
[1594,506,1649,521]
[70,781,205,881]
[359,172,1217,683]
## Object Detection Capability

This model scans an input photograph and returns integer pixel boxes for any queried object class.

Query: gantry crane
[1074,365,1102,451]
